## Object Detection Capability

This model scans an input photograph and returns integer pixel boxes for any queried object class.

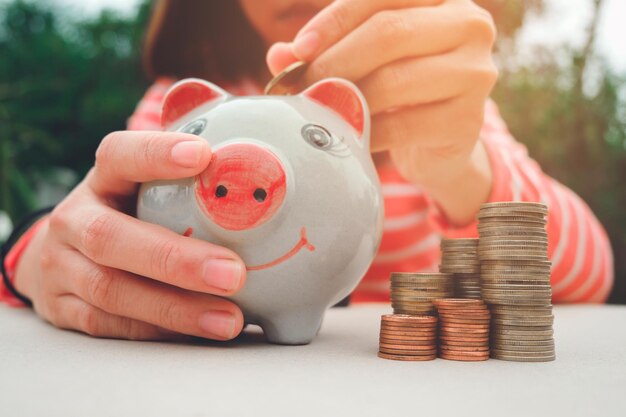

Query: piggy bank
[137,77,383,344]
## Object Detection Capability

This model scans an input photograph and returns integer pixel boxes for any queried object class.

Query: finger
[89,131,213,198]
[60,249,244,340]
[303,5,496,84]
[52,294,191,341]
[359,49,497,115]
[359,55,463,116]
[266,42,300,76]
[52,200,246,296]
[370,96,486,152]
[292,0,446,60]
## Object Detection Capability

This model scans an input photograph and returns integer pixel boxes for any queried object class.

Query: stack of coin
[378,314,438,361]
[440,238,481,299]
[433,299,490,361]
[390,273,454,315]
[477,202,556,362]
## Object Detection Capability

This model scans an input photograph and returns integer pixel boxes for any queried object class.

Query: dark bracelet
[1,206,56,307]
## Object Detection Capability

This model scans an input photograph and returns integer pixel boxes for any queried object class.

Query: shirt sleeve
[0,216,49,307]
[430,99,614,303]
[126,77,176,131]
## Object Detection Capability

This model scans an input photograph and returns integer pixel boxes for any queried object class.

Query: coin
[480,201,548,214]
[378,352,437,361]
[439,352,490,361]
[264,61,309,95]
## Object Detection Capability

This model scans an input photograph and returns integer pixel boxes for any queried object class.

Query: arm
[430,100,614,303]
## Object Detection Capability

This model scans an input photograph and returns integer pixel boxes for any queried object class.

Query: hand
[14,131,247,341]
[267,0,497,224]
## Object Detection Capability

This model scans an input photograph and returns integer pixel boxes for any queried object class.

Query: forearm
[426,140,493,227]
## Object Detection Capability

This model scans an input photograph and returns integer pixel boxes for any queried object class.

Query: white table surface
[1,303,625,417]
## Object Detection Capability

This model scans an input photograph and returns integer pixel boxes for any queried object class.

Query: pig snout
[195,143,287,231]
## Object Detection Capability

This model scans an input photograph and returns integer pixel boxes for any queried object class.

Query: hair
[142,0,266,82]
[143,0,502,83]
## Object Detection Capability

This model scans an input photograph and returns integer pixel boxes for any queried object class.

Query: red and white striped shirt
[0,77,614,307]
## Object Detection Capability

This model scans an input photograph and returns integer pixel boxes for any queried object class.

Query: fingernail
[198,310,237,339]
[292,31,320,60]
[203,259,243,292]
[171,141,204,168]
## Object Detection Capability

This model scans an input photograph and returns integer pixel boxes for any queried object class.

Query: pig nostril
[253,188,267,202]
[215,185,228,198]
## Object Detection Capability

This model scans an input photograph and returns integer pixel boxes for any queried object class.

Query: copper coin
[439,336,489,343]
[439,345,489,352]
[439,353,490,361]
[439,318,491,325]
[437,310,491,316]
[379,348,438,356]
[379,329,437,336]
[379,339,435,346]
[380,326,437,333]
[379,343,437,351]
[442,340,491,347]
[382,314,438,322]
[377,352,437,361]
[441,323,489,329]
[381,322,438,329]
[380,330,437,336]
[440,327,490,333]
[379,333,436,340]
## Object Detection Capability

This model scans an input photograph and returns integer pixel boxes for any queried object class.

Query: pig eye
[301,124,333,150]
[181,119,206,136]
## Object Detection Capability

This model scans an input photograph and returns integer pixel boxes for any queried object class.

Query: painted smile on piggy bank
[184,224,315,271]
[137,76,383,345]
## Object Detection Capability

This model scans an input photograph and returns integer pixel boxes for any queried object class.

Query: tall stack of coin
[378,314,438,361]
[439,238,481,299]
[477,202,555,362]
[390,273,454,315]
[433,299,491,361]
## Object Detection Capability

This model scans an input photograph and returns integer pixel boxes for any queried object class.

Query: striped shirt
[0,77,614,307]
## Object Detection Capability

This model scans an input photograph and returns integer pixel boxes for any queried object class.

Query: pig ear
[161,78,229,129]
[301,78,369,142]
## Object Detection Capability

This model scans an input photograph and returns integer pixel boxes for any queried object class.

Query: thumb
[266,42,300,76]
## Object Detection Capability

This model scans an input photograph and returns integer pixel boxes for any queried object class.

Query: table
[1,304,625,417]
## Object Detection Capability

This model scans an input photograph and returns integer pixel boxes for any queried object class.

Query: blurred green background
[1,0,624,302]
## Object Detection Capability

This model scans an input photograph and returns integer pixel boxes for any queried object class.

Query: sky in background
[16,0,626,72]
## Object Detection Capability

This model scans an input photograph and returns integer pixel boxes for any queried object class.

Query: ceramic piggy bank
[137,77,383,345]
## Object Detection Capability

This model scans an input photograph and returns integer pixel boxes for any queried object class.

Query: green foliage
[0,0,151,216]
[493,52,626,303]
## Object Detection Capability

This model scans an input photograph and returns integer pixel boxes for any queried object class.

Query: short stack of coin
[433,299,491,361]
[378,314,438,361]
[440,238,482,299]
[391,273,454,315]
[477,202,556,362]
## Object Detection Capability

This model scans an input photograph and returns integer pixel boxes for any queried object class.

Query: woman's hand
[14,131,247,341]
[267,0,498,225]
